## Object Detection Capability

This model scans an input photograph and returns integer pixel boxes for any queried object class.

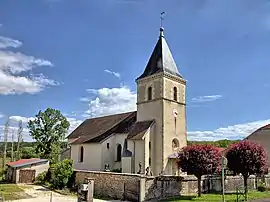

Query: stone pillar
[86,178,94,202]
[139,177,145,202]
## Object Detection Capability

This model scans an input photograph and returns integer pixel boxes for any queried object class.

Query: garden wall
[75,170,270,201]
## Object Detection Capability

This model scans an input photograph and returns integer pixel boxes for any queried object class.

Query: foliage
[35,171,48,184]
[188,139,240,148]
[257,181,266,192]
[0,168,6,181]
[21,147,40,159]
[52,159,73,189]
[177,144,221,197]
[226,140,267,199]
[27,108,70,163]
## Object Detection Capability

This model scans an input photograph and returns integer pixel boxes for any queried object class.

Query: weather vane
[160,12,166,28]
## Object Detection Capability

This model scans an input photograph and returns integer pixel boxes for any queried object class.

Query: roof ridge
[79,111,136,143]
[86,111,136,120]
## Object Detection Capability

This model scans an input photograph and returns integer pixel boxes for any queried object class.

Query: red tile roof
[7,158,48,168]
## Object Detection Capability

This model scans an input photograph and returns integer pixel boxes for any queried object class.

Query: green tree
[52,159,73,189]
[28,108,70,163]
[21,147,40,159]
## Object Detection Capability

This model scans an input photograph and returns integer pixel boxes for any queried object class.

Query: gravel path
[9,185,123,202]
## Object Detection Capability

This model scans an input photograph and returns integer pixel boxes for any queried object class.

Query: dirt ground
[10,185,122,202]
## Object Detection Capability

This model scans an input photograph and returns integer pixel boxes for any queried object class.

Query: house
[6,158,49,183]
[68,26,187,176]
[245,124,270,168]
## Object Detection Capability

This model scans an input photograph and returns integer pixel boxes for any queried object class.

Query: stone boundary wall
[75,170,142,201]
[75,170,270,201]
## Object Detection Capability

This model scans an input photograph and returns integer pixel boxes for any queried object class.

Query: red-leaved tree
[177,145,222,197]
[226,140,267,199]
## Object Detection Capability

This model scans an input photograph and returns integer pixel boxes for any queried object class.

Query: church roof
[127,120,154,140]
[137,27,183,80]
[68,111,137,144]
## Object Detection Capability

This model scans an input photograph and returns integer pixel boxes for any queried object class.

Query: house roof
[245,124,270,140]
[137,27,184,80]
[7,158,48,168]
[68,111,137,144]
[127,120,154,140]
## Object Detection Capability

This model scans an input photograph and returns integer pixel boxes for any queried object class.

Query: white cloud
[66,117,82,133]
[188,119,270,141]
[104,69,121,79]
[0,112,4,119]
[1,115,83,141]
[0,36,22,49]
[0,35,57,95]
[9,116,34,123]
[82,86,136,117]
[191,95,222,103]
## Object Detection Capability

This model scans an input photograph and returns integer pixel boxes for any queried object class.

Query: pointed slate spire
[137,27,183,80]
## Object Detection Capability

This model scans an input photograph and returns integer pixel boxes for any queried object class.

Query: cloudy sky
[0,0,270,141]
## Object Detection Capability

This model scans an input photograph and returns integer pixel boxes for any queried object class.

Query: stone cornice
[136,72,186,85]
[137,97,186,106]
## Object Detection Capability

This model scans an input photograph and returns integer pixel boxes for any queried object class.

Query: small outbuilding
[6,158,49,183]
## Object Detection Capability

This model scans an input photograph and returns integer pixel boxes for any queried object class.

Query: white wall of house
[71,133,127,171]
[71,143,102,171]
[101,133,127,170]
[134,140,145,174]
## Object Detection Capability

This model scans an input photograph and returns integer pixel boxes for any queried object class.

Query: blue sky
[0,0,270,141]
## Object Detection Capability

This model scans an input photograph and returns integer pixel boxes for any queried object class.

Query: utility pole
[2,118,9,169]
[16,120,23,160]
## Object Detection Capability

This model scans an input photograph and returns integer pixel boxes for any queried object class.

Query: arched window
[172,138,179,151]
[173,87,177,101]
[116,144,122,162]
[79,146,84,163]
[148,87,152,101]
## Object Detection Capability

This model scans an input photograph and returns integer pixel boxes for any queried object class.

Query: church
[67,26,187,176]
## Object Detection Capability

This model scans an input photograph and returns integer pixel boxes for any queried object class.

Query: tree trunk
[243,175,248,201]
[197,176,202,197]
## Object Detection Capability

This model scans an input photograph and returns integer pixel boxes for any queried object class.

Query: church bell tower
[136,26,187,175]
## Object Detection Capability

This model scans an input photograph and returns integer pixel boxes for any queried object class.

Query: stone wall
[75,170,270,201]
[75,170,141,201]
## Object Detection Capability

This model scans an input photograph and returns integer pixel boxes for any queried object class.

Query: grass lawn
[0,183,32,201]
[163,191,270,202]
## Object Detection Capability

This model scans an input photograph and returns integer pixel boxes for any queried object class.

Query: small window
[172,138,180,150]
[149,158,151,166]
[148,87,152,100]
[79,146,84,163]
[149,142,151,149]
[173,87,177,101]
[116,144,122,162]
[107,143,110,149]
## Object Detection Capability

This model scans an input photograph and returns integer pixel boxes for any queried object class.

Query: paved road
[10,185,125,202]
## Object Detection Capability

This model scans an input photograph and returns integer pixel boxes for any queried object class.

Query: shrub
[258,181,266,192]
[35,171,48,184]
[52,159,73,189]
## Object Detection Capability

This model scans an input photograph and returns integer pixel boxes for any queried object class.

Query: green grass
[0,183,32,200]
[163,191,270,201]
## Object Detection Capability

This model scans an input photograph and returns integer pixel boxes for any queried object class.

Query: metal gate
[123,180,140,201]
[19,169,36,183]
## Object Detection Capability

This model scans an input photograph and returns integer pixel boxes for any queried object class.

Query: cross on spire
[160,12,166,28]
